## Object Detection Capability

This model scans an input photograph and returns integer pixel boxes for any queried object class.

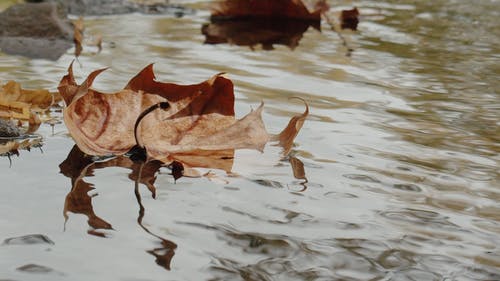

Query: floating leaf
[202,18,317,50]
[0,80,59,135]
[210,0,325,21]
[1,81,54,110]
[203,0,329,50]
[58,63,307,174]
[340,7,359,30]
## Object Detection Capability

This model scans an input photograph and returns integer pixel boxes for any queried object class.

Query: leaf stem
[134,102,170,149]
[322,12,353,57]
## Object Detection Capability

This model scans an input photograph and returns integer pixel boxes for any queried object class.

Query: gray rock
[65,0,135,15]
[0,119,21,138]
[0,2,73,60]
[0,37,72,60]
[63,0,191,16]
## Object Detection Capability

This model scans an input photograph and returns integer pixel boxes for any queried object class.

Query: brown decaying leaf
[0,80,60,135]
[60,65,261,158]
[0,99,30,121]
[210,0,324,21]
[340,7,359,30]
[59,63,307,173]
[271,98,309,156]
[204,0,330,50]
[202,18,316,50]
[1,81,53,110]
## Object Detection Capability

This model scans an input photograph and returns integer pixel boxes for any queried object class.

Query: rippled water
[1,0,499,280]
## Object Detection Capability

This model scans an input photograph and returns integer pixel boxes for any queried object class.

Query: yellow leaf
[1,81,54,110]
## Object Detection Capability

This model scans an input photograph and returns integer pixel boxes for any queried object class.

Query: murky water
[1,0,499,280]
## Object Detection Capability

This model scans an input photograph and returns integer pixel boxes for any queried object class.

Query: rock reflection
[202,18,319,50]
[59,145,177,271]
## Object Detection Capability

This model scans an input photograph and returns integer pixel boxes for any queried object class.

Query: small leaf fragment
[59,63,308,177]
[271,98,309,156]
[171,161,184,182]
[340,7,360,30]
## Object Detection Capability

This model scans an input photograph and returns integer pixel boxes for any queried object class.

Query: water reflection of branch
[134,161,177,270]
[322,12,353,57]
[59,145,177,270]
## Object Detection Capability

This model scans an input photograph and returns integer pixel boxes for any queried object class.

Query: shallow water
[1,0,499,280]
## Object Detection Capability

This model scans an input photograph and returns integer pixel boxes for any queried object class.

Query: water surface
[1,0,499,280]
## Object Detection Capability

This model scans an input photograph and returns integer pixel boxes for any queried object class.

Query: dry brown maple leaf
[59,63,267,159]
[210,0,326,21]
[340,7,360,30]
[58,63,307,170]
[1,81,54,110]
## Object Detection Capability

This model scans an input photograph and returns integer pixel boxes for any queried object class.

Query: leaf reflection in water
[59,145,177,271]
[0,136,43,167]
[202,18,319,50]
[289,155,307,192]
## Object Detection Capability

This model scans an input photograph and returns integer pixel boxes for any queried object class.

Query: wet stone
[2,234,55,245]
[0,119,21,138]
[63,0,191,16]
[0,2,73,60]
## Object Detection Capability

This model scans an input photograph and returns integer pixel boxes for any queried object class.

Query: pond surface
[1,0,499,280]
